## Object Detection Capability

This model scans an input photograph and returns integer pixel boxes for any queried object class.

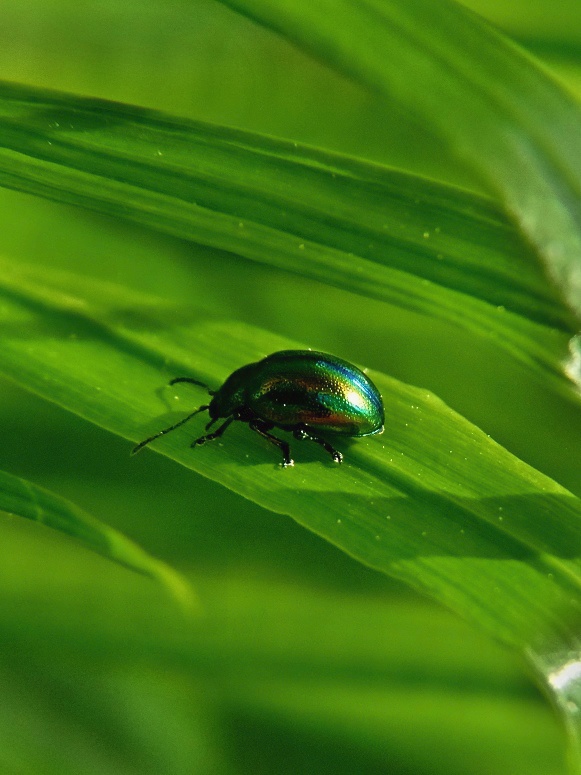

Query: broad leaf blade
[1,257,580,762]
[0,261,579,642]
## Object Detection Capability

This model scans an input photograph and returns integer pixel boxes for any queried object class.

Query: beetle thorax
[208,362,255,419]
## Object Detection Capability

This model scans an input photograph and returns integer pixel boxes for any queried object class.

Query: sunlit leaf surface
[0,1,580,771]
[0,82,575,396]
[0,261,579,658]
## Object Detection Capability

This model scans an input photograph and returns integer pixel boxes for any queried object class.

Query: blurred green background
[0,0,580,773]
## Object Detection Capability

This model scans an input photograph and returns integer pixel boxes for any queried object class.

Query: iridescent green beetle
[132,350,384,466]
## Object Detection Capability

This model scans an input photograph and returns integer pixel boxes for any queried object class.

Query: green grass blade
[0,259,580,729]
[0,1,579,771]
[0,81,575,395]
[217,0,581,316]
[0,467,195,611]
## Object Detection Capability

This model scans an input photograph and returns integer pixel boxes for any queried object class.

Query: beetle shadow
[174,424,581,564]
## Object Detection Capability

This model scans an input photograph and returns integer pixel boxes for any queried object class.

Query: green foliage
[0,467,194,608]
[0,0,580,773]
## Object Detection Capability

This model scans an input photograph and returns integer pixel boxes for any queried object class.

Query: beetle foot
[280,458,295,468]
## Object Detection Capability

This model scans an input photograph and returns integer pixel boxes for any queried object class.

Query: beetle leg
[192,415,235,446]
[293,426,343,464]
[249,420,294,467]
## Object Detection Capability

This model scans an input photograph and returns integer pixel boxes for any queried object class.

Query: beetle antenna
[169,376,216,396]
[131,405,210,455]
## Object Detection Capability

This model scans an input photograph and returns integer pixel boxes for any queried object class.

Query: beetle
[132,350,384,466]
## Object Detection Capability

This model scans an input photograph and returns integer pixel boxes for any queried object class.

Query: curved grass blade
[0,81,576,396]
[0,259,579,760]
[217,0,581,317]
[0,467,195,612]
